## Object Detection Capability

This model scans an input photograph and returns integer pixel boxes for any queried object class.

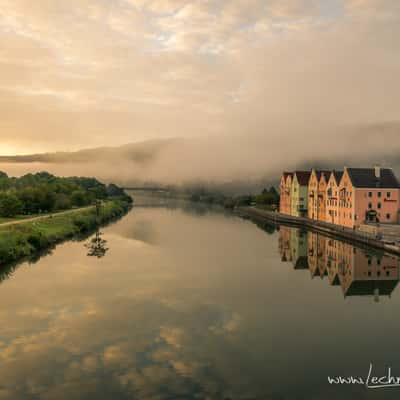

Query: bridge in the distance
[123,187,170,192]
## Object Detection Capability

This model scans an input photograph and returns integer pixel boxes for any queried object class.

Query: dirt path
[0,206,95,228]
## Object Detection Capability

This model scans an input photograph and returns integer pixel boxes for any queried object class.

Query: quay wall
[235,207,400,256]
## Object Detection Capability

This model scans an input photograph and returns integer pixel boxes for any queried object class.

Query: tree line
[0,171,131,218]
[188,185,279,208]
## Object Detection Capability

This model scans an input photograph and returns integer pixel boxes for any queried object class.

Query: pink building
[338,167,400,228]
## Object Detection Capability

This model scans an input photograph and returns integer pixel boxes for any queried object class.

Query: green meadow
[0,199,131,267]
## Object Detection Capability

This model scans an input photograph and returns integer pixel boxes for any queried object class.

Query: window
[377,202,382,209]
[378,192,382,198]
[387,213,391,220]
[386,271,390,276]
[377,259,381,266]
[368,192,372,197]
[368,271,371,277]
[368,259,372,265]
[355,214,358,220]
[368,203,372,209]
[377,271,381,277]
[387,192,391,198]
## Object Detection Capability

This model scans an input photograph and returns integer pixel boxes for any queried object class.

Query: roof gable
[294,171,311,186]
[332,170,344,185]
[327,170,344,188]
[283,172,293,183]
[317,170,331,181]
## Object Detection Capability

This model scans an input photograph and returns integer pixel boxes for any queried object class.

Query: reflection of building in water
[279,226,400,300]
[317,234,328,278]
[338,246,399,301]
[307,232,327,278]
[278,226,292,262]
[290,229,308,269]
[325,238,341,285]
[307,231,317,276]
[278,227,308,268]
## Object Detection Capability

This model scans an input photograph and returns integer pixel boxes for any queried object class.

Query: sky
[0,0,399,158]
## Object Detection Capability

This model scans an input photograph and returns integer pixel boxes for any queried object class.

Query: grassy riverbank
[0,199,131,266]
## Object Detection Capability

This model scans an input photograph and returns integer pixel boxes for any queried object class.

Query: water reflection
[279,226,400,301]
[85,230,109,258]
[2,206,400,399]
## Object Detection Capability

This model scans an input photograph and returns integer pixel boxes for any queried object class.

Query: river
[0,198,400,399]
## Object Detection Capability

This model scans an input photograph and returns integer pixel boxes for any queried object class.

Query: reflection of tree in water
[85,230,109,258]
[85,200,109,258]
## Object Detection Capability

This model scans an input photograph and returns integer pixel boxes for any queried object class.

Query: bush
[27,231,50,250]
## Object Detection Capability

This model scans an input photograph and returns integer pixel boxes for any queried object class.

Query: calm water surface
[1,202,400,400]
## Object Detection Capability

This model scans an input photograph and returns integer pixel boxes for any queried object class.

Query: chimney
[374,165,381,179]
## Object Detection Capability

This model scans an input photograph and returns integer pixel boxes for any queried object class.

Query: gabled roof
[294,171,311,185]
[316,170,332,181]
[332,170,344,185]
[310,169,331,181]
[281,172,293,183]
[346,168,400,188]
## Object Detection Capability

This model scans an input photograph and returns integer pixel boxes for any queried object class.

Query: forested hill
[0,171,131,217]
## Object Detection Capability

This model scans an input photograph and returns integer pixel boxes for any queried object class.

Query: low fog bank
[1,122,400,194]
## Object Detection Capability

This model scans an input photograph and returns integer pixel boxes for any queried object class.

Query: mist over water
[1,122,400,191]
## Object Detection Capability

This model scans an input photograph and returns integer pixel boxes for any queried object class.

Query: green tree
[71,190,90,207]
[0,192,23,217]
[54,193,72,210]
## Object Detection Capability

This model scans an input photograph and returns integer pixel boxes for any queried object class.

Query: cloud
[0,0,399,179]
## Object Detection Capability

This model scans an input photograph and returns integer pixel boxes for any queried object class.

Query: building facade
[290,171,311,217]
[338,167,400,228]
[280,166,400,229]
[308,169,331,221]
[317,172,329,222]
[326,171,343,225]
[279,172,293,215]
